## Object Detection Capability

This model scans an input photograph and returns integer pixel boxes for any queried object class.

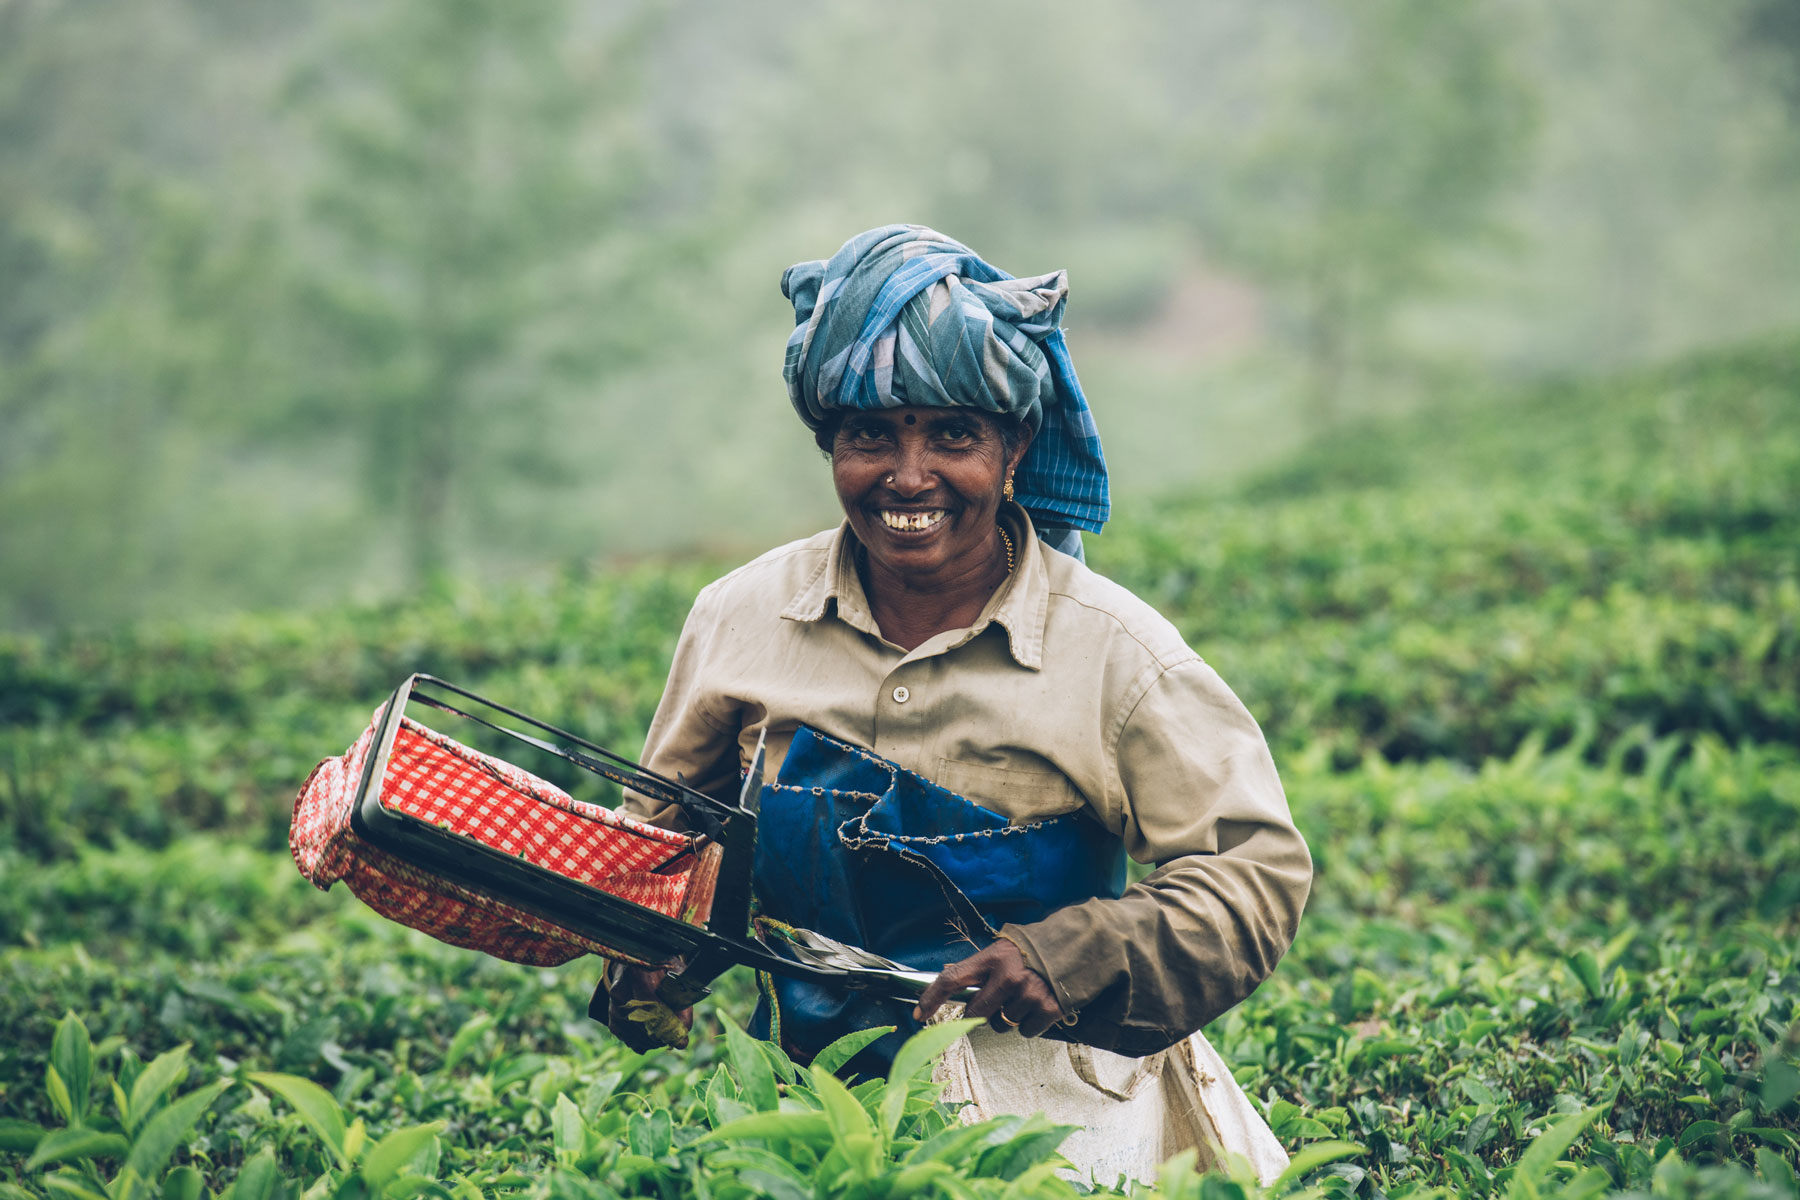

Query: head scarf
[781,225,1109,549]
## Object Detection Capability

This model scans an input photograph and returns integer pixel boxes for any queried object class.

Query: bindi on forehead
[903,414,916,425]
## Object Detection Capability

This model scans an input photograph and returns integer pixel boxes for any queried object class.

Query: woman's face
[831,406,1026,587]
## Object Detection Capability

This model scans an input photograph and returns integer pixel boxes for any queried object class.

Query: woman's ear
[1005,429,1033,480]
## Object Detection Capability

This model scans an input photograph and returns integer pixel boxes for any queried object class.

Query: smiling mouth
[878,510,946,532]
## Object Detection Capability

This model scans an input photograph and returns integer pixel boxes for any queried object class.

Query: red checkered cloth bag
[290,707,721,968]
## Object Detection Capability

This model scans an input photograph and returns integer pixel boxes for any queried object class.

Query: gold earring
[1003,475,1014,502]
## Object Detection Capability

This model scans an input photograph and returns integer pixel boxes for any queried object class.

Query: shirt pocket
[932,757,1087,825]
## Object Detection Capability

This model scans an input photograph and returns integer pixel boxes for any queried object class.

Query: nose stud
[885,474,895,484]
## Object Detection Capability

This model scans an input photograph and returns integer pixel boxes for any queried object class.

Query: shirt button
[891,685,910,704]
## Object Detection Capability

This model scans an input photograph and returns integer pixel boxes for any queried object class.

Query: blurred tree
[5,0,1799,632]
[718,0,1181,296]
[1197,0,1535,424]
[284,0,663,584]
[0,1,300,628]
[1744,0,1800,111]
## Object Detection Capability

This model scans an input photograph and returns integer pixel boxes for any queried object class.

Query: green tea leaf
[720,1015,779,1113]
[1459,1077,1501,1107]
[1156,1149,1202,1199]
[126,1044,193,1135]
[703,1068,741,1129]
[1744,1125,1799,1152]
[628,1108,673,1160]
[403,1132,442,1184]
[876,1078,911,1143]
[1763,1059,1800,1113]
[1554,1166,1614,1200]
[969,1113,1076,1181]
[360,1122,444,1190]
[811,1065,876,1146]
[39,1174,111,1200]
[161,1165,205,1200]
[441,1015,492,1074]
[1597,924,1639,972]
[1505,1106,1605,1199]
[811,1025,895,1076]
[343,1116,367,1164]
[698,1109,832,1148]
[0,1119,48,1153]
[222,1148,280,1200]
[648,1107,673,1158]
[551,1094,583,1166]
[126,1079,232,1182]
[488,1054,546,1091]
[24,1126,129,1170]
[704,1145,813,1195]
[708,1150,814,1200]
[1675,1120,1723,1152]
[1443,1145,1493,1184]
[49,1013,93,1128]
[383,1181,455,1200]
[45,1066,74,1127]
[1354,1038,1418,1065]
[580,1070,624,1116]
[1567,950,1602,1000]
[1463,1111,1499,1154]
[880,1160,956,1197]
[757,1038,799,1086]
[248,1071,348,1168]
[1755,1146,1798,1190]
[889,1019,981,1088]
[907,1114,1014,1166]
[1272,1140,1365,1191]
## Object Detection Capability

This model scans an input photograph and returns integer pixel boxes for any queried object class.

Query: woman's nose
[889,437,933,495]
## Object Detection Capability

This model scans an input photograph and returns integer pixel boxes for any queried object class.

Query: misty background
[5,0,1799,632]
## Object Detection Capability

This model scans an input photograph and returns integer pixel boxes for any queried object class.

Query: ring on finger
[997,1012,1021,1028]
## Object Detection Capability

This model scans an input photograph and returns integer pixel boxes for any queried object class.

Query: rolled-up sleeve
[998,659,1312,1058]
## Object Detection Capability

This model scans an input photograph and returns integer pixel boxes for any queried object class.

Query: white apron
[931,1012,1289,1187]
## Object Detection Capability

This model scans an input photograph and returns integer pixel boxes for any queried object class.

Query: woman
[608,225,1311,1179]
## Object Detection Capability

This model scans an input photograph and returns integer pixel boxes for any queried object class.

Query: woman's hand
[606,963,695,1052]
[913,938,1062,1037]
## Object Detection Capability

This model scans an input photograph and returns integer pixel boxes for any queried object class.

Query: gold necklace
[997,525,1015,573]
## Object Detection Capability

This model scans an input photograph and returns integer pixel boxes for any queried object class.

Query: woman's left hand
[606,963,695,1052]
[913,938,1063,1037]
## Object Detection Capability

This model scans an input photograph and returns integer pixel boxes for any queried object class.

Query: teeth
[879,510,945,532]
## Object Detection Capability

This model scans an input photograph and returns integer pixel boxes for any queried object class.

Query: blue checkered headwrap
[781,225,1109,544]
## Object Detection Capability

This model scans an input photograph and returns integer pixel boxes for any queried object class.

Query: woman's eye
[938,424,974,443]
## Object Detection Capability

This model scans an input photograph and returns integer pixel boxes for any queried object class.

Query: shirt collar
[780,503,1047,670]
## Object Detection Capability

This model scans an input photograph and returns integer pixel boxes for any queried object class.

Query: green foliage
[1094,342,1800,767]
[1198,0,1534,419]
[285,0,666,584]
[1742,0,1800,115]
[3,1006,1082,1200]
[11,1013,234,1199]
[7,0,1800,631]
[0,560,717,862]
[2,347,1796,1198]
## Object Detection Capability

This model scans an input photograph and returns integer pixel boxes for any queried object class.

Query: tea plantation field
[2,342,1797,1198]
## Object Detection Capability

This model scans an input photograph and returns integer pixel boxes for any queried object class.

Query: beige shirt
[626,506,1312,1057]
